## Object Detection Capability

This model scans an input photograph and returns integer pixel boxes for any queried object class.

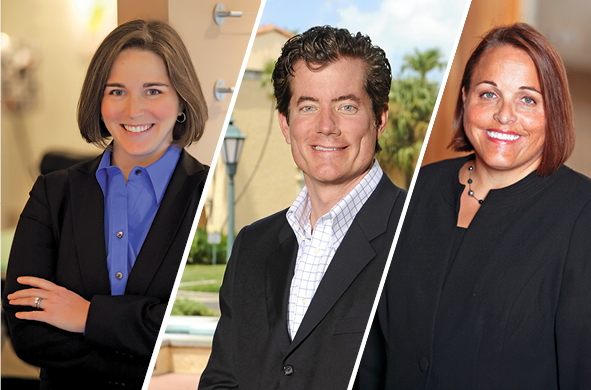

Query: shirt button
[116,272,123,280]
[314,248,320,254]
[283,365,294,376]
[135,169,142,175]
[419,356,429,372]
[302,298,307,305]
[117,231,124,238]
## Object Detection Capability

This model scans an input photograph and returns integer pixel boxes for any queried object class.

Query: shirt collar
[95,146,181,204]
[145,146,181,203]
[286,160,383,247]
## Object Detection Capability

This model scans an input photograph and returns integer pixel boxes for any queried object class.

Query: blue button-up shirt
[95,146,181,295]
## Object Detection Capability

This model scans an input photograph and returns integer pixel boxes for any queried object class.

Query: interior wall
[423,0,591,180]
[422,0,522,167]
[1,0,118,228]
[531,0,591,177]
[118,0,261,168]
[558,69,591,178]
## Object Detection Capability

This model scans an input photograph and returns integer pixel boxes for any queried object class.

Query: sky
[259,0,470,82]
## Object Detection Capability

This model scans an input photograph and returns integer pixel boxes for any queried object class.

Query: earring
[177,112,187,123]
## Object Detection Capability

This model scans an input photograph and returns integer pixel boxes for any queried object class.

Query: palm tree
[260,59,276,99]
[378,48,443,188]
[402,48,446,81]
[378,77,438,188]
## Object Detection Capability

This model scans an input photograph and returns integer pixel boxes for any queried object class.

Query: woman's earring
[177,112,187,123]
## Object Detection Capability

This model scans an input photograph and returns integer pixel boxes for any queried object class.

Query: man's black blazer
[2,149,208,389]
[199,173,406,390]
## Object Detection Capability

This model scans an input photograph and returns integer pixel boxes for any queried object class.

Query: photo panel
[1,1,262,389]
[151,0,470,389]
[356,0,591,388]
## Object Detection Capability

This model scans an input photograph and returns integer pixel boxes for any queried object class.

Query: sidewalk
[148,372,201,390]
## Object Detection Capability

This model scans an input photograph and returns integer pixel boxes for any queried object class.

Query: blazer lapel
[289,175,400,351]
[69,156,111,297]
[125,150,206,295]
[266,222,298,355]
[288,221,376,350]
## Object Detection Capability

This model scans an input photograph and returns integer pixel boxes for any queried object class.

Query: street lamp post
[221,117,246,261]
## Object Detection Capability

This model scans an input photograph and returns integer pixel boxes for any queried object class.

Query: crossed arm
[2,174,166,373]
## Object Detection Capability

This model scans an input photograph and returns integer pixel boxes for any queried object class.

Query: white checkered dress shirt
[286,160,383,340]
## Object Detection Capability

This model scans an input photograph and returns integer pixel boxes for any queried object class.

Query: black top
[359,155,591,390]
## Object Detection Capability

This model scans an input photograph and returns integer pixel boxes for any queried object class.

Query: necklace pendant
[467,165,484,204]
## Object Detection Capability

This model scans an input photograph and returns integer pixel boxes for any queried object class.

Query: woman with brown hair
[359,23,591,389]
[3,19,208,389]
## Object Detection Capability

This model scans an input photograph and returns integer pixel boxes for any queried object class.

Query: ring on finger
[34,297,43,309]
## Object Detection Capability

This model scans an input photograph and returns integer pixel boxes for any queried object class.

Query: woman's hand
[6,276,90,333]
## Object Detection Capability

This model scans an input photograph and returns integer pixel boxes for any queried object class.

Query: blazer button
[419,356,429,372]
[116,272,123,279]
[117,231,124,238]
[283,365,294,376]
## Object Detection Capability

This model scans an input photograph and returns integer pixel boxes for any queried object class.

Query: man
[199,26,406,389]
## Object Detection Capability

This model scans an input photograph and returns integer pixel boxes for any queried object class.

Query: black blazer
[358,157,591,390]
[2,150,208,389]
[199,174,406,390]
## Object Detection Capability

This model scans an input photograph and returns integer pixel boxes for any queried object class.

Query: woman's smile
[484,129,521,142]
[122,123,155,133]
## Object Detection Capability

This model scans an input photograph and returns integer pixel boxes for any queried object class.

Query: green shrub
[188,228,227,265]
[171,298,218,316]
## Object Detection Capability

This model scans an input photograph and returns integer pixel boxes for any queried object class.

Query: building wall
[246,26,291,70]
[206,29,300,236]
[1,0,118,228]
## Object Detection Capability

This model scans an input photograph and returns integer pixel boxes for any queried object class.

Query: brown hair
[449,22,575,176]
[272,26,391,152]
[78,19,208,148]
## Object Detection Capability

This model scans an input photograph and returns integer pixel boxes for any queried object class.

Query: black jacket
[359,156,591,390]
[200,174,405,390]
[3,150,208,389]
